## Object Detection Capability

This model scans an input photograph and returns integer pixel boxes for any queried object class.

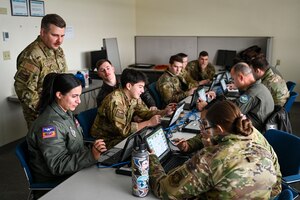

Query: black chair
[15,141,57,200]
[264,129,300,199]
[286,81,296,92]
[76,107,97,142]
[148,81,163,109]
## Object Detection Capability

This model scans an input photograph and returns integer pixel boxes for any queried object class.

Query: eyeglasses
[198,119,215,131]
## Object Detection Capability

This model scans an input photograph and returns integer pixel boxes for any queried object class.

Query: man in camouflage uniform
[149,100,281,200]
[156,55,197,107]
[249,55,289,106]
[176,53,199,89]
[90,68,174,149]
[14,14,67,128]
[186,51,216,84]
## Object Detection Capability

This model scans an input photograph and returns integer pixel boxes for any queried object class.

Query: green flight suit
[149,128,282,199]
[236,80,274,132]
[26,102,96,183]
[14,36,67,128]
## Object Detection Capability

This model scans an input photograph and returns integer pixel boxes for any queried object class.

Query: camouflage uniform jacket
[14,36,67,128]
[235,80,274,132]
[156,69,189,107]
[26,102,96,183]
[149,128,282,200]
[186,60,216,81]
[90,89,159,149]
[179,68,199,89]
[96,77,156,108]
[261,68,289,107]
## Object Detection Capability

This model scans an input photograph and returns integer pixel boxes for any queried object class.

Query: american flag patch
[42,126,57,139]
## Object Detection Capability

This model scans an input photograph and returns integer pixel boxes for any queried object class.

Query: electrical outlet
[276,59,281,66]
[3,51,11,60]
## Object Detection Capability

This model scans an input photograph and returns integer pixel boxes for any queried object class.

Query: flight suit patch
[239,94,250,104]
[116,109,125,119]
[42,126,57,139]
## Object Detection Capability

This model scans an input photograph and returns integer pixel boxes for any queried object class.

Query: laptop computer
[98,127,148,166]
[220,79,240,98]
[161,101,185,129]
[144,126,189,173]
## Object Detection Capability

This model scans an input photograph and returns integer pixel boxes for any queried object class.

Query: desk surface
[40,131,195,200]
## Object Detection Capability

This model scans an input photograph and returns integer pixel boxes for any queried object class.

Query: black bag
[264,105,293,133]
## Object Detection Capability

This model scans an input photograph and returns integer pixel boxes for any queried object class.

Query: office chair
[284,91,299,113]
[76,107,97,142]
[15,141,56,200]
[264,129,300,199]
[148,81,163,109]
[275,188,294,200]
[286,81,296,92]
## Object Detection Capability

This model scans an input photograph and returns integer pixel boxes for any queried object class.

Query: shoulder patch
[42,126,57,139]
[238,94,250,104]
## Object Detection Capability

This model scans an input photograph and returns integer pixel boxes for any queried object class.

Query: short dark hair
[176,53,188,58]
[199,51,209,57]
[120,68,148,88]
[96,59,112,71]
[41,14,66,31]
[38,73,81,113]
[249,54,269,71]
[169,55,183,65]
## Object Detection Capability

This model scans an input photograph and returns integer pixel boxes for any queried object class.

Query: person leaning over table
[90,68,175,150]
[26,73,107,187]
[14,14,68,129]
[95,59,157,109]
[149,100,282,200]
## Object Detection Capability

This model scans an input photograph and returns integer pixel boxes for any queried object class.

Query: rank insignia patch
[42,126,57,139]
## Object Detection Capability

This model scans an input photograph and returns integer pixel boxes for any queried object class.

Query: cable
[96,161,130,168]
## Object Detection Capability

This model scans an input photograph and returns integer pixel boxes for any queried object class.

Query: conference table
[40,131,196,200]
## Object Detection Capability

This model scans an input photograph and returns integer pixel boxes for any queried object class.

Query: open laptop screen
[168,101,185,127]
[145,127,169,159]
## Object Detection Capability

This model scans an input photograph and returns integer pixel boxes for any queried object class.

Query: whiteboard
[103,38,122,75]
[135,36,198,65]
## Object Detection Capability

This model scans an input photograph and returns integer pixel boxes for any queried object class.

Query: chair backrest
[76,108,98,140]
[286,81,296,93]
[284,91,299,113]
[264,129,300,177]
[15,140,33,185]
[277,189,294,200]
[148,81,163,109]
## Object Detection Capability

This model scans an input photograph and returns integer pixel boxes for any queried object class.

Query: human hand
[171,138,189,152]
[149,115,161,127]
[149,106,158,111]
[164,103,176,116]
[196,98,208,111]
[188,87,197,96]
[91,139,107,160]
[206,90,216,99]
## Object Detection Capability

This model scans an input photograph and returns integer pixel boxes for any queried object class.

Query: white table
[40,131,195,200]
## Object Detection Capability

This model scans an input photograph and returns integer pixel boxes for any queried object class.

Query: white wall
[136,0,300,95]
[0,0,136,146]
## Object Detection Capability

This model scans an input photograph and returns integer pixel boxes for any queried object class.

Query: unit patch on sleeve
[42,126,57,139]
[238,94,250,104]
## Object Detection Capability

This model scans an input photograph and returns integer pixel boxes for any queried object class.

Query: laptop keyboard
[99,148,123,166]
[163,156,187,173]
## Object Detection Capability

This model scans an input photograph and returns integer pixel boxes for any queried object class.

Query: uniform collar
[166,69,176,77]
[50,101,73,120]
[261,67,273,82]
[36,36,64,57]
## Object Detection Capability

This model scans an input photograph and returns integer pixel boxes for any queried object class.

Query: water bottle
[132,137,149,197]
[75,71,85,87]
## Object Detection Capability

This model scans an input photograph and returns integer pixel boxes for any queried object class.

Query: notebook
[161,101,185,128]
[99,127,148,166]
[220,79,240,98]
[144,126,189,173]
